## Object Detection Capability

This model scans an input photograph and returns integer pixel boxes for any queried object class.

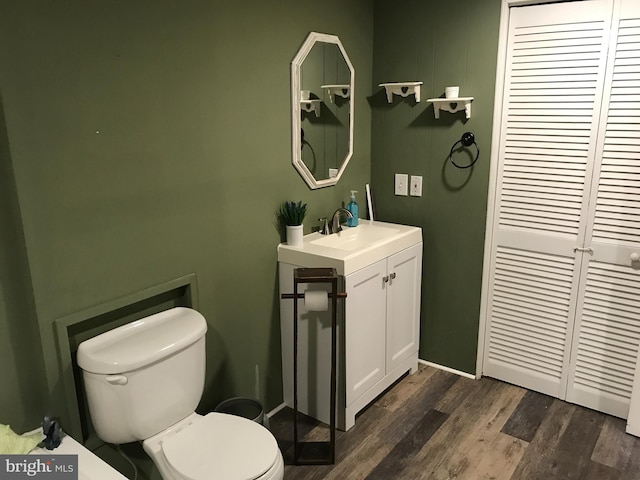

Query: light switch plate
[395,173,408,196]
[410,175,423,197]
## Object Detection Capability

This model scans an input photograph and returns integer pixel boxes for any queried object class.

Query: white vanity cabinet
[344,243,422,428]
[277,221,422,431]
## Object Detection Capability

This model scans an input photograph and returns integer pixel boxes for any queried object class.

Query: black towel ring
[448,132,480,169]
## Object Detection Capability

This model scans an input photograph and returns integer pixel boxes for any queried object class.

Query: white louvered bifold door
[483,0,613,398]
[566,0,640,418]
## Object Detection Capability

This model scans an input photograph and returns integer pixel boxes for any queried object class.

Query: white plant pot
[286,224,304,247]
[445,86,460,99]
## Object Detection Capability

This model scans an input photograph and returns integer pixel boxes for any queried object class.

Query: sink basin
[278,220,422,275]
[310,223,400,251]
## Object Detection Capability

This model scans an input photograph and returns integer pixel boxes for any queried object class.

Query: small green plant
[278,200,308,226]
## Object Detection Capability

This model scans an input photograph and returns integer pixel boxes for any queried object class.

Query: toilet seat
[161,413,280,480]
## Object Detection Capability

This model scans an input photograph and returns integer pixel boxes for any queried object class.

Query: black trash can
[214,397,268,428]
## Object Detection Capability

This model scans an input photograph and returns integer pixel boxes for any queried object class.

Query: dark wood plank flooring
[269,365,640,480]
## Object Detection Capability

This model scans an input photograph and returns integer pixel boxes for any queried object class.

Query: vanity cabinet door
[386,244,422,373]
[344,259,387,406]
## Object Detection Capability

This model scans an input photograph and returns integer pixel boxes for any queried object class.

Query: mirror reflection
[291,32,354,189]
[301,43,350,181]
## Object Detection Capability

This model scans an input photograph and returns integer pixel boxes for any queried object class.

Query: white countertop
[278,220,422,275]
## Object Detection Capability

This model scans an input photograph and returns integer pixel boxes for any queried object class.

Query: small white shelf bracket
[321,84,350,103]
[379,82,423,103]
[300,99,322,118]
[426,97,474,119]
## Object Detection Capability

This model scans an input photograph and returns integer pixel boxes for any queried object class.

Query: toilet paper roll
[304,291,328,312]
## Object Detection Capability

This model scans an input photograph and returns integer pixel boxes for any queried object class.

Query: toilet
[77,307,284,480]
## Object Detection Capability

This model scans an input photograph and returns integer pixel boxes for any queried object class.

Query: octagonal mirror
[291,32,354,189]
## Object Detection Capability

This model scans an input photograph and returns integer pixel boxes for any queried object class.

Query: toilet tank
[77,307,208,444]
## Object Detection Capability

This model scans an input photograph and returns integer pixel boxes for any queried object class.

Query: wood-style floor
[269,365,640,480]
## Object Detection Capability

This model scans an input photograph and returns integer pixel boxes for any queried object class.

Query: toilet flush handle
[106,375,128,385]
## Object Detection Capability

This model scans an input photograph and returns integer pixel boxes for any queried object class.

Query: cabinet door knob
[383,275,389,283]
[390,272,397,280]
[631,252,640,263]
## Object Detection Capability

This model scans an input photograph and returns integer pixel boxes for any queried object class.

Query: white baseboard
[419,359,477,380]
[266,402,288,418]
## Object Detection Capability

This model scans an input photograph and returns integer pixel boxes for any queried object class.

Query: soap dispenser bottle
[346,190,358,227]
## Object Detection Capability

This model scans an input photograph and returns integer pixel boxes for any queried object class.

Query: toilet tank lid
[77,307,207,374]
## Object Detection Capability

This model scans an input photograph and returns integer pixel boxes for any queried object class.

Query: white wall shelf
[321,84,350,103]
[301,99,322,117]
[379,82,423,103]
[426,97,474,119]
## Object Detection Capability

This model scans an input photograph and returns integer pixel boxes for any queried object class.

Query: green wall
[0,0,504,442]
[0,0,373,433]
[371,0,502,373]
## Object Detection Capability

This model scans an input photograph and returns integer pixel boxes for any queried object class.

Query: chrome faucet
[330,208,353,234]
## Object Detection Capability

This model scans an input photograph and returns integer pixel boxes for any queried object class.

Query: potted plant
[278,200,307,247]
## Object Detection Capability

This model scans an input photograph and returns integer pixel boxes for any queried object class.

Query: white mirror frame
[291,32,355,189]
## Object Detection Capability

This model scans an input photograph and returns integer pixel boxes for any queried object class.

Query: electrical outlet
[410,175,423,197]
[395,173,408,196]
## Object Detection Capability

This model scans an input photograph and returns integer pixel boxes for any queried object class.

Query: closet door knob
[631,252,640,262]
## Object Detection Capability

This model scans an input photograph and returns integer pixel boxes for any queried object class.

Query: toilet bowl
[77,307,284,480]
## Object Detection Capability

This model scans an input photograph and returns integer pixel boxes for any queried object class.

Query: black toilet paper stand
[281,267,347,465]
